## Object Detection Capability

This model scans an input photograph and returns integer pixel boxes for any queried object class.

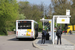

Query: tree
[51,0,71,15]
[18,14,26,20]
[70,0,75,25]
[48,4,53,19]
[19,1,43,20]
[49,0,75,30]
[0,0,19,35]
[49,0,73,31]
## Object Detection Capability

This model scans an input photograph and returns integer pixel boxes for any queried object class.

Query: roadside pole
[52,16,55,45]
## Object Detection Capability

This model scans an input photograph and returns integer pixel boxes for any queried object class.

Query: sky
[17,0,51,6]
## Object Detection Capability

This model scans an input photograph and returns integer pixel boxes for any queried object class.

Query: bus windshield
[18,21,31,29]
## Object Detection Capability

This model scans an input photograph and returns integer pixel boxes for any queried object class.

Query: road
[0,33,75,50]
[0,34,39,50]
[62,34,75,45]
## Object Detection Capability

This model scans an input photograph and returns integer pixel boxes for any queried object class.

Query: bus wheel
[17,38,21,40]
[33,37,36,40]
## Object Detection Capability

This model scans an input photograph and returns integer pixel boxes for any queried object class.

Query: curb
[32,38,75,50]
[32,39,45,50]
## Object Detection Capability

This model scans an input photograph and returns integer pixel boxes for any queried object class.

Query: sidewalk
[33,37,75,50]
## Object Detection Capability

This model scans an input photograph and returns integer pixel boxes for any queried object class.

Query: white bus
[16,20,38,40]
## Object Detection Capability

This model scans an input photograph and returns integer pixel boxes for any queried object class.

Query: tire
[17,38,21,40]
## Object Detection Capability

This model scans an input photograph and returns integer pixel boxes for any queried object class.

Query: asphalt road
[1,33,75,50]
[0,34,39,50]
[62,33,75,45]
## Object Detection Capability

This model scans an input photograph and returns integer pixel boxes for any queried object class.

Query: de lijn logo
[61,19,65,22]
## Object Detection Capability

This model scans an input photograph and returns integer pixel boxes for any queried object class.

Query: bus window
[18,21,31,29]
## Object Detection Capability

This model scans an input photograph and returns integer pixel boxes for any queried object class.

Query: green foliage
[50,0,75,30]
[18,14,26,20]
[50,0,75,25]
[0,0,19,35]
[0,28,7,35]
[18,1,43,21]
[70,0,75,25]
[51,0,71,15]
[38,22,43,32]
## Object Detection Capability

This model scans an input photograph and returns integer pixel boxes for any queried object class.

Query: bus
[16,20,38,40]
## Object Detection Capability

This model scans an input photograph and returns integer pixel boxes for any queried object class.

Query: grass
[0,34,6,36]
[0,32,8,36]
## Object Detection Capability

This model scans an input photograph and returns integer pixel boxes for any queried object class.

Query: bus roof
[16,19,34,21]
[16,20,38,24]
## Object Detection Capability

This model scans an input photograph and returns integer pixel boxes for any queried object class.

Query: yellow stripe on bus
[27,29,31,33]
